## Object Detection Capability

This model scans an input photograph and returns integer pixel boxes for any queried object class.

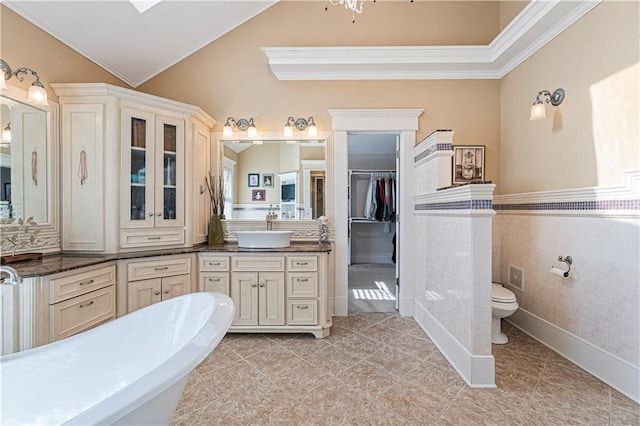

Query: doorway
[329,108,423,318]
[347,133,398,313]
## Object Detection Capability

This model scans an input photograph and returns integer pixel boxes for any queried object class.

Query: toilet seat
[492,283,516,303]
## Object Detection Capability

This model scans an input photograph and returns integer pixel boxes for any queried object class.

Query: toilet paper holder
[552,255,572,278]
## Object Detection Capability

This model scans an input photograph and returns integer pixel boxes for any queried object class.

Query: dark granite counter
[9,241,331,278]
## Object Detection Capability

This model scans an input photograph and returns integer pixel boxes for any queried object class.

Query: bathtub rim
[1,292,234,426]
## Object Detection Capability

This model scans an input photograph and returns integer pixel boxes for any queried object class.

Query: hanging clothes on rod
[356,171,395,222]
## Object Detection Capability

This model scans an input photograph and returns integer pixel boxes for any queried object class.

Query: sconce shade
[28,83,48,106]
[2,122,11,143]
[283,125,293,138]
[0,74,6,90]
[223,123,233,137]
[307,117,318,138]
[247,118,258,138]
[530,102,546,121]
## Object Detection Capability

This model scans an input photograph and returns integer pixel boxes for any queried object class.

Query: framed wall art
[453,145,485,184]
[252,189,266,202]
[248,173,260,187]
[262,173,274,188]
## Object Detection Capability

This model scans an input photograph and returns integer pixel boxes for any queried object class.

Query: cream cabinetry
[52,83,215,253]
[198,252,331,338]
[118,254,195,315]
[45,264,117,342]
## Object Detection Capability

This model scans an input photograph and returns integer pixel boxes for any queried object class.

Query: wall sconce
[1,122,11,144]
[222,116,257,138]
[530,88,565,121]
[283,116,318,138]
[0,59,48,106]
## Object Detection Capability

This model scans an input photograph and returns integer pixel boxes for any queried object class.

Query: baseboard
[509,308,640,403]
[413,299,496,388]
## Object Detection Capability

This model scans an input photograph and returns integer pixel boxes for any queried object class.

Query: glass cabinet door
[123,108,154,228]
[154,115,184,227]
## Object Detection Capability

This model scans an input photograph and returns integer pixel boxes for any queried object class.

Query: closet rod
[350,170,396,175]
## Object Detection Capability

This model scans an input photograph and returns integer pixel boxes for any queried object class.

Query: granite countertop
[7,241,331,278]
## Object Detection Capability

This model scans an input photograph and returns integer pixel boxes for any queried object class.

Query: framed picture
[248,173,260,187]
[453,145,485,185]
[252,189,266,202]
[262,173,274,188]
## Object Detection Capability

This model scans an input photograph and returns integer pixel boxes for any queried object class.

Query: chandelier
[326,0,367,23]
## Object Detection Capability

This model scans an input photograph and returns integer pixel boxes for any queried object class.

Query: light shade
[247,123,258,138]
[28,83,48,106]
[222,124,233,138]
[1,123,10,143]
[283,123,293,138]
[530,102,546,121]
[0,73,6,90]
[307,123,318,138]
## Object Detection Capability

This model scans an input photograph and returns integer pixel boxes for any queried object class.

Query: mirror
[0,85,60,254]
[0,95,48,222]
[221,137,326,221]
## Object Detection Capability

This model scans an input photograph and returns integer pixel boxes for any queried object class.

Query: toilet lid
[492,283,516,302]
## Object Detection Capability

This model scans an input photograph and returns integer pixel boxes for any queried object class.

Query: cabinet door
[154,115,185,228]
[231,272,258,326]
[122,107,155,229]
[258,272,285,326]
[161,274,189,300]
[127,278,161,313]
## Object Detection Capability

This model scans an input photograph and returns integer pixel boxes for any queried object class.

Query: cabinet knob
[79,300,95,308]
[156,213,162,217]
[259,283,265,287]
[251,283,257,288]
[163,289,170,294]
[148,213,154,217]
[154,291,161,296]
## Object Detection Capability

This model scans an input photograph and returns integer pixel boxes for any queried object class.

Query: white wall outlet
[508,264,524,291]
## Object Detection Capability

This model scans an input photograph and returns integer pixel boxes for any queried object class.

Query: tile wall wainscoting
[493,169,640,403]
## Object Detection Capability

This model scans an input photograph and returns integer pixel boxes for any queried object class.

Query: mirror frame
[1,84,60,254]
[214,131,334,240]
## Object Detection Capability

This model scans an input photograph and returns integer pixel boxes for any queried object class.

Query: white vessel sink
[235,231,294,249]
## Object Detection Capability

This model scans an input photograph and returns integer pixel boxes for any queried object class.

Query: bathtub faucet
[0,265,22,285]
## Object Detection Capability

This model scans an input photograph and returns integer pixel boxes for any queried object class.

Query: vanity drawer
[199,272,230,295]
[231,256,285,272]
[287,256,317,272]
[199,255,229,271]
[50,286,116,341]
[120,229,185,248]
[49,265,116,304]
[287,300,318,325]
[287,272,318,298]
[128,256,191,281]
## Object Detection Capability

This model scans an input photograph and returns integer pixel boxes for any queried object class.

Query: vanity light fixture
[283,116,318,138]
[530,88,565,121]
[1,122,10,144]
[0,59,48,106]
[222,117,258,138]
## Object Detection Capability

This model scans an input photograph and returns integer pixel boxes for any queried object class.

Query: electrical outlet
[508,264,524,291]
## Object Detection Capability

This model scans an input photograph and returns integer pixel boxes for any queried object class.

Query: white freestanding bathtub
[0,292,234,425]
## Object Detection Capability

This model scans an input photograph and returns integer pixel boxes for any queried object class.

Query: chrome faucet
[266,204,276,230]
[0,265,22,285]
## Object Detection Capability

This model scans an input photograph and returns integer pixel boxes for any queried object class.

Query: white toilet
[491,282,518,344]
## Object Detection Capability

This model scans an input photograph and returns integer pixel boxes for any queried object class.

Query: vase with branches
[205,172,225,245]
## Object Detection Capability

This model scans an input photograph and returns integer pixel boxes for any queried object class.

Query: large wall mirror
[215,132,332,237]
[0,85,60,254]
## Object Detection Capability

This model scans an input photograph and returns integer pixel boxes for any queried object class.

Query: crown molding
[262,0,601,81]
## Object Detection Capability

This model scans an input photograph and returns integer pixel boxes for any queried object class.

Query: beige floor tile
[378,315,420,332]
[523,404,609,426]
[390,333,438,360]
[611,389,640,414]
[197,358,263,397]
[333,315,378,331]
[611,406,640,426]
[336,359,398,399]
[366,345,425,378]
[302,344,366,375]
[244,345,303,376]
[332,330,383,358]
[223,333,279,358]
[348,401,416,425]
[363,322,410,344]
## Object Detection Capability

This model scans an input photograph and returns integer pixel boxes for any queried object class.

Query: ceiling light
[0,59,48,106]
[530,88,565,121]
[326,0,365,23]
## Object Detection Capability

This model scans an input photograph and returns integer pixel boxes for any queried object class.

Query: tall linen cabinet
[52,83,215,252]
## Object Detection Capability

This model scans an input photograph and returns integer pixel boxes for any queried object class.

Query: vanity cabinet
[198,251,331,338]
[45,264,117,342]
[52,83,215,253]
[119,254,195,314]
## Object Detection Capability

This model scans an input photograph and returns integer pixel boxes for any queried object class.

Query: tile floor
[170,314,639,425]
[348,264,397,313]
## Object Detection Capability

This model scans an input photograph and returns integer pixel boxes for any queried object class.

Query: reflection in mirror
[222,140,325,221]
[0,96,48,223]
